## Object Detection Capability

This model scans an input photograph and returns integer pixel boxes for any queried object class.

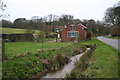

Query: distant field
[1,27,26,34]
[5,42,70,59]
[1,27,45,34]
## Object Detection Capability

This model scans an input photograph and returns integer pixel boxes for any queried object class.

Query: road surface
[97,36,120,52]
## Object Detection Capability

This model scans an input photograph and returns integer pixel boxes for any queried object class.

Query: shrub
[110,26,119,37]
[86,32,92,40]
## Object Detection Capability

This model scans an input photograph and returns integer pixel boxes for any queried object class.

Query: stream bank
[65,45,96,78]
[2,41,95,79]
[27,44,87,79]
[39,45,96,79]
[41,48,91,79]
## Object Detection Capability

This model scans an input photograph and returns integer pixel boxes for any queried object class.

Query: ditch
[41,48,91,78]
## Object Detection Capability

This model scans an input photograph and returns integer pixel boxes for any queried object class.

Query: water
[40,48,90,79]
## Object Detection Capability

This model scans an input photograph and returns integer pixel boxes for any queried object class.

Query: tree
[60,14,74,25]
[104,7,116,26]
[31,16,39,22]
[104,1,120,26]
[86,19,96,34]
[110,26,119,37]
[82,19,88,26]
[103,1,120,36]
[1,0,9,61]
[113,5,120,26]
[2,19,13,28]
[0,0,6,17]
[0,0,9,18]
[13,18,27,28]
[95,20,107,35]
[32,30,45,42]
[46,14,56,31]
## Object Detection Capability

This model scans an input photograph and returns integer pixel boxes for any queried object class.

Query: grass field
[2,27,26,34]
[3,41,86,79]
[67,38,118,78]
[2,27,56,35]
[3,38,119,78]
[82,38,118,78]
[1,27,45,34]
[5,41,70,59]
[106,36,120,39]
[0,62,1,80]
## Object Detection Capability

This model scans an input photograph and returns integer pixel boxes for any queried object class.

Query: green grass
[3,42,86,79]
[2,27,26,34]
[0,39,2,79]
[0,62,2,80]
[2,27,43,34]
[43,38,56,42]
[3,38,119,78]
[106,36,120,39]
[5,41,70,59]
[68,38,118,78]
[85,43,118,78]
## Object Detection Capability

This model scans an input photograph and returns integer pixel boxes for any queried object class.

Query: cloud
[4,0,119,22]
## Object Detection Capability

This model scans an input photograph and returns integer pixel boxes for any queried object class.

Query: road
[97,36,120,52]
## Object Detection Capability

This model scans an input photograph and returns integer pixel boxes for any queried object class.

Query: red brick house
[56,23,87,42]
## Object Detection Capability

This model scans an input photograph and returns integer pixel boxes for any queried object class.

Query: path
[97,36,120,52]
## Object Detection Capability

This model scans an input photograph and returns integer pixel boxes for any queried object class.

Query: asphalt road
[97,36,120,52]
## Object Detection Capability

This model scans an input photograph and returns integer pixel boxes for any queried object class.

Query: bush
[3,34,33,42]
[86,32,92,40]
[110,26,119,37]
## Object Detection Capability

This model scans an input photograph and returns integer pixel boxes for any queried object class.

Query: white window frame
[67,31,79,37]
[70,25,75,31]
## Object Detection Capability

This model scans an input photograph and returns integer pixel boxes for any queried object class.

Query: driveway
[97,36,120,52]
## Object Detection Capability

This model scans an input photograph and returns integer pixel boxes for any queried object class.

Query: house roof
[78,23,87,29]
[55,23,87,32]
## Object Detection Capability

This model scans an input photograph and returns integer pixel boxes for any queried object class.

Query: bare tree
[104,7,116,26]
[0,0,8,61]
[0,0,9,18]
[31,16,39,22]
[104,1,120,26]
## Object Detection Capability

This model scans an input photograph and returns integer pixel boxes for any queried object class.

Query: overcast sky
[3,0,119,22]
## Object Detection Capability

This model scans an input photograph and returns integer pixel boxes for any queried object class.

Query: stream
[40,48,90,79]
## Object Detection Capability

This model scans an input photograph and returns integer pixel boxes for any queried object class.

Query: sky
[3,0,120,22]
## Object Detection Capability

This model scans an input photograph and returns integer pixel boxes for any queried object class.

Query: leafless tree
[0,0,9,18]
[104,1,120,26]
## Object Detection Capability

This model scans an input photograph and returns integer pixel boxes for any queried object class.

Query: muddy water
[40,48,90,79]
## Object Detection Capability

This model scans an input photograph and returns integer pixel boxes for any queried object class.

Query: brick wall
[60,25,87,42]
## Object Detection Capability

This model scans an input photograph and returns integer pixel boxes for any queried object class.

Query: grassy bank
[66,38,118,78]
[106,36,120,39]
[3,42,87,79]
[5,41,69,59]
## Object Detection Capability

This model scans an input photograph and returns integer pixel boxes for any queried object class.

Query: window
[70,25,75,30]
[68,31,78,37]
